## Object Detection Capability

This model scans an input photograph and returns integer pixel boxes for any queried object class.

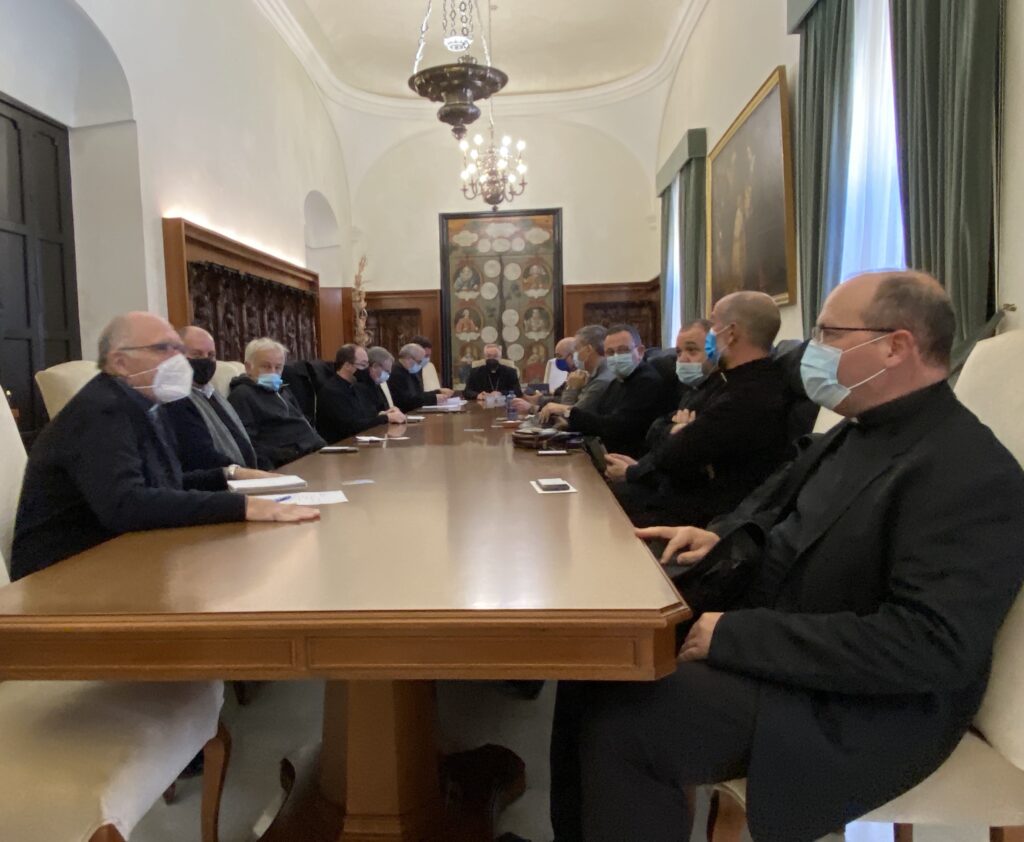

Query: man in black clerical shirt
[317,344,405,442]
[542,324,675,458]
[11,312,319,580]
[162,325,259,472]
[551,272,1024,842]
[227,337,326,468]
[605,296,792,528]
[388,343,454,412]
[462,343,523,401]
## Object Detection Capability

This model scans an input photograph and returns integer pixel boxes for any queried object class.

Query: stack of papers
[228,475,307,494]
[254,490,348,505]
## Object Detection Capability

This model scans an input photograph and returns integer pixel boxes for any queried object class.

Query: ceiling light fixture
[408,0,507,141]
[458,116,528,211]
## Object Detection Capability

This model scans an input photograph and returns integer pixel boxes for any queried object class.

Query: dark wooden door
[0,95,80,440]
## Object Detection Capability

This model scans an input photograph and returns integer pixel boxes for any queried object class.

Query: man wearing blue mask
[510,336,575,415]
[556,272,1024,842]
[538,325,618,422]
[388,342,455,412]
[357,345,399,411]
[12,313,320,580]
[227,337,326,469]
[605,295,794,528]
[545,324,674,458]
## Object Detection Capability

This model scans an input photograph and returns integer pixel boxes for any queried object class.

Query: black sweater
[387,363,439,412]
[227,376,326,469]
[462,363,523,399]
[316,375,388,443]
[11,373,246,580]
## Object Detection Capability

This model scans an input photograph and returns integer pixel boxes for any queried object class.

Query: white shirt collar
[198,383,216,399]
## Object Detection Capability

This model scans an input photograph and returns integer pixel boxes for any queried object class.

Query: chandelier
[408,0,507,140]
[459,117,528,210]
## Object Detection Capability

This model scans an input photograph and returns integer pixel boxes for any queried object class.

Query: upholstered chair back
[0,397,26,569]
[543,358,569,392]
[420,360,442,392]
[34,360,99,420]
[211,360,247,399]
[953,330,1024,772]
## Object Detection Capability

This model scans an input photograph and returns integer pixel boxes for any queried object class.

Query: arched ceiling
[299,0,692,98]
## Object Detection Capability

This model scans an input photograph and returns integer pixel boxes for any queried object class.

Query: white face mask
[130,353,194,403]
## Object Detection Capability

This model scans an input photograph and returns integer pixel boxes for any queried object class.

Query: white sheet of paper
[255,490,348,505]
[405,415,426,422]
[530,479,578,494]
[463,428,485,432]
[355,436,384,442]
[339,479,375,486]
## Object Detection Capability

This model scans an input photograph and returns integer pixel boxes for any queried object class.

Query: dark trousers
[610,480,714,529]
[550,662,761,842]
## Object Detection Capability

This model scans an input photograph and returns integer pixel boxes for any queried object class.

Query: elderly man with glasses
[316,343,406,443]
[11,312,319,581]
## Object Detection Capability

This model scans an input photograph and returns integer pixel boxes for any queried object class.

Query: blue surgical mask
[408,360,424,375]
[799,336,889,409]
[257,372,283,392]
[676,361,704,385]
[704,330,719,364]
[607,353,638,379]
[555,357,572,373]
[377,370,390,385]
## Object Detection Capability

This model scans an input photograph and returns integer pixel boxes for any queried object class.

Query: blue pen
[273,495,293,502]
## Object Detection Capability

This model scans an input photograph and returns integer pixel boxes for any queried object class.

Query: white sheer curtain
[839,0,906,281]
[662,175,682,347]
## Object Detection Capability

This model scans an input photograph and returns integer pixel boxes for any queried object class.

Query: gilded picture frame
[705,65,797,313]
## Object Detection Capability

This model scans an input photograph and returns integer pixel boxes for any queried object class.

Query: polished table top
[0,405,689,680]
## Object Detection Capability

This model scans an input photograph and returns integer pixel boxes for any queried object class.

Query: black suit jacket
[625,358,791,523]
[162,391,258,471]
[315,375,387,443]
[387,363,439,412]
[567,361,675,458]
[701,382,1024,840]
[462,363,523,399]
[11,374,247,580]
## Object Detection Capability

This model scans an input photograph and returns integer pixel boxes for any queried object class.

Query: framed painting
[439,208,563,389]
[705,65,797,313]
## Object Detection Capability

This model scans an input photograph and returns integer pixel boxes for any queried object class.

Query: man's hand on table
[604,453,637,482]
[436,388,455,399]
[231,468,280,481]
[634,525,721,565]
[679,612,722,662]
[245,497,321,523]
[510,397,534,414]
[539,402,570,424]
[385,407,407,424]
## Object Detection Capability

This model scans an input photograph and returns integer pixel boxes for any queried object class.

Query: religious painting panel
[706,65,797,313]
[440,208,562,390]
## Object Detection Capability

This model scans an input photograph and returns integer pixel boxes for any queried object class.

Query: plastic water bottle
[506,391,518,421]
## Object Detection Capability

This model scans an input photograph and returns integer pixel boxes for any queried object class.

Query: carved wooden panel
[365,308,422,354]
[564,279,662,348]
[582,301,660,349]
[187,261,319,362]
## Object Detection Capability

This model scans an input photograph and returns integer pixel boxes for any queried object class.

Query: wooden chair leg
[991,827,1024,842]
[894,824,914,842]
[201,720,232,842]
[88,826,128,842]
[707,788,746,842]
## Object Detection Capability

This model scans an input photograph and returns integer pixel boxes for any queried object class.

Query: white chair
[0,383,26,569]
[210,360,247,399]
[380,381,396,409]
[709,329,1024,842]
[34,360,100,419]
[542,358,569,392]
[0,398,231,842]
[421,360,442,392]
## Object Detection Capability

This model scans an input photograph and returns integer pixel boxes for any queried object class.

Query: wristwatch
[225,464,239,479]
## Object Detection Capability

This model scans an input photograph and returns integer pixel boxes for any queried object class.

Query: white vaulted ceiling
[295,0,693,99]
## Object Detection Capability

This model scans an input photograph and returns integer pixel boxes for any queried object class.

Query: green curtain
[679,156,706,323]
[889,0,1002,343]
[659,184,673,347]
[796,0,855,335]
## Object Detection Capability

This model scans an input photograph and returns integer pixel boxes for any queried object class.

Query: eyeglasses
[117,342,186,355]
[811,326,895,344]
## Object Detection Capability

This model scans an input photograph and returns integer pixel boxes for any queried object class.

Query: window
[662,175,682,345]
[838,0,906,281]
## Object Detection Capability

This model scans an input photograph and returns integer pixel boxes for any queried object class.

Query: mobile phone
[583,437,608,473]
[320,446,359,453]
[538,478,572,492]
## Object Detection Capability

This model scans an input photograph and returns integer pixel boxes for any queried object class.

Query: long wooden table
[0,404,689,840]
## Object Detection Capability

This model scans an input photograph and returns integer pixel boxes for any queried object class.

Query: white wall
[658,0,802,338]
[353,119,660,291]
[72,0,352,319]
[999,0,1024,332]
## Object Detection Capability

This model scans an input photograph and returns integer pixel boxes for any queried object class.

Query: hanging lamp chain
[412,0,433,75]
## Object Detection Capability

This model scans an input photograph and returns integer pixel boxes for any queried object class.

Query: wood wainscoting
[563,279,662,348]
[366,289,441,354]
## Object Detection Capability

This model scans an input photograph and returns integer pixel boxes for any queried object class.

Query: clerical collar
[196,383,216,399]
[853,380,950,429]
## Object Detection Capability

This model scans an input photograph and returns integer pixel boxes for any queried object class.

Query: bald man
[11,312,318,580]
[510,336,575,415]
[606,293,794,528]
[161,325,258,471]
[554,273,1024,841]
